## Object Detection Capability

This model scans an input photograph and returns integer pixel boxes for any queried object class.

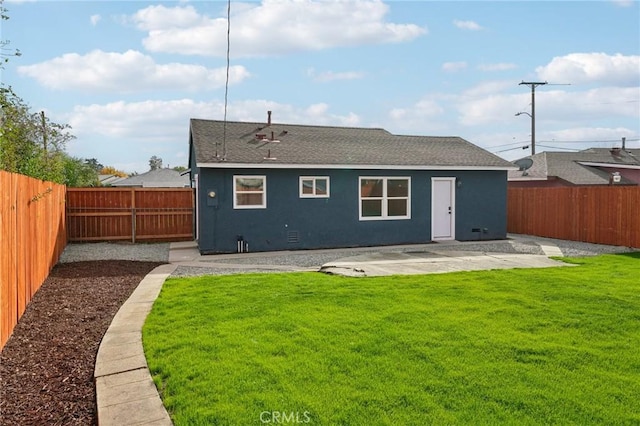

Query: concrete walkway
[319,250,572,277]
[94,264,176,426]
[94,236,573,425]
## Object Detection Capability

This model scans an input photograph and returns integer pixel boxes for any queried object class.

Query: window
[233,175,266,209]
[359,177,410,220]
[300,176,330,198]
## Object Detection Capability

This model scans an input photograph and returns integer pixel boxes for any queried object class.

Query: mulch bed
[0,260,164,425]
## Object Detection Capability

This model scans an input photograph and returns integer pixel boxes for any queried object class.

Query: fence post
[131,188,136,243]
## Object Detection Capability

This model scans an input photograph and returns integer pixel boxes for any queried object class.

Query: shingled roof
[509,148,640,185]
[111,168,190,187]
[190,118,515,170]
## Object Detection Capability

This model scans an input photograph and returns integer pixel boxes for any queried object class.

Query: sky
[1,0,639,174]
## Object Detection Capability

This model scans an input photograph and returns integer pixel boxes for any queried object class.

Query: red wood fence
[66,188,194,243]
[1,171,67,350]
[508,186,640,248]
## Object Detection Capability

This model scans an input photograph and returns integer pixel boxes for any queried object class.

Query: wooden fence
[1,171,67,350]
[66,188,194,243]
[508,186,640,248]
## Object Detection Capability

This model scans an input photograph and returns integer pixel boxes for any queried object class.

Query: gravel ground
[59,242,170,263]
[508,234,637,257]
[170,235,636,278]
[58,235,637,278]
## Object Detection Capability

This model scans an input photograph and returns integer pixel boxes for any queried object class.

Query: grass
[142,253,640,425]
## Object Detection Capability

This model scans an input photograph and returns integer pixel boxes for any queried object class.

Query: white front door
[431,177,455,241]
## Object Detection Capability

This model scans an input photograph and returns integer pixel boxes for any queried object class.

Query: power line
[536,144,579,151]
[580,99,639,105]
[493,145,530,154]
[537,138,640,144]
[491,140,531,149]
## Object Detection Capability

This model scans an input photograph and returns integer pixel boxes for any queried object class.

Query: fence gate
[66,188,194,243]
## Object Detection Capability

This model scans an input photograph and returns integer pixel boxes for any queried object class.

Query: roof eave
[577,161,640,170]
[196,162,517,171]
[507,176,549,181]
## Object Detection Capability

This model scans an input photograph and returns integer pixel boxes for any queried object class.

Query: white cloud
[457,93,520,127]
[442,61,467,72]
[17,50,250,92]
[457,85,640,127]
[610,0,634,7]
[478,63,517,72]
[453,19,483,31]
[133,1,427,57]
[62,97,362,172]
[132,4,207,31]
[536,52,640,86]
[387,98,446,133]
[307,68,364,83]
[67,99,210,141]
[462,80,515,97]
[543,127,636,142]
[90,14,101,26]
[65,98,360,151]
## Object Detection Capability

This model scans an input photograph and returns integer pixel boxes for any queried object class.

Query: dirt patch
[0,260,163,425]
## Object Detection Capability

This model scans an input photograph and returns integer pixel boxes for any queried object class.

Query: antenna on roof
[220,0,231,160]
[514,158,533,171]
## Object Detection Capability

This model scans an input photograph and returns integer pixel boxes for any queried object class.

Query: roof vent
[258,131,280,143]
[610,147,622,156]
[610,172,621,184]
[267,110,272,126]
[263,149,277,160]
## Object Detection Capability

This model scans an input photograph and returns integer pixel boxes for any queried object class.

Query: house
[111,168,190,188]
[508,147,640,187]
[98,174,126,186]
[188,114,516,254]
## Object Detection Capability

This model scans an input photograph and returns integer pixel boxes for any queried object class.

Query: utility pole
[41,111,47,154]
[518,81,547,155]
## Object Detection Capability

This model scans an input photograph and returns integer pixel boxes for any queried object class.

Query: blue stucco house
[188,114,516,254]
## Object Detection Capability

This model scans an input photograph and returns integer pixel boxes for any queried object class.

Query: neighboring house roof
[190,119,516,170]
[111,168,190,187]
[98,174,126,185]
[509,148,640,185]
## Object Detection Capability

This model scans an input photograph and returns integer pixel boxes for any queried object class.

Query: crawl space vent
[287,231,300,244]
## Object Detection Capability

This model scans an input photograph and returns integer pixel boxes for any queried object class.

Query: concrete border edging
[94,263,177,426]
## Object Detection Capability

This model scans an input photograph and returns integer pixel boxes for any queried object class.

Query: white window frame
[233,175,267,209]
[359,176,411,221]
[299,176,330,198]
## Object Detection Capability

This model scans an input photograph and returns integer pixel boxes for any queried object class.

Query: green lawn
[143,253,640,425]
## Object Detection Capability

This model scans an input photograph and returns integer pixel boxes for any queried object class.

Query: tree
[0,87,64,180]
[100,166,128,177]
[84,158,103,172]
[1,0,21,68]
[173,165,187,173]
[63,156,99,187]
[149,155,163,170]
[0,86,97,186]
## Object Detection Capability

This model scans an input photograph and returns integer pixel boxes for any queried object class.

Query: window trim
[233,175,267,209]
[299,176,330,198]
[359,176,411,221]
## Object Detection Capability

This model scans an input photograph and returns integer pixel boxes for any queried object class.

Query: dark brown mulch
[0,260,164,426]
